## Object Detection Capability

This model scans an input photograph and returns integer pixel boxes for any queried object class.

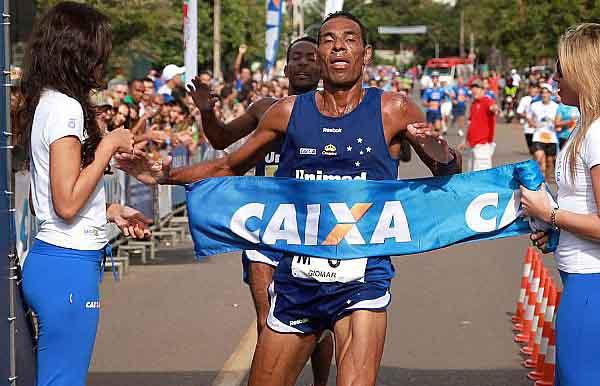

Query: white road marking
[210,320,257,386]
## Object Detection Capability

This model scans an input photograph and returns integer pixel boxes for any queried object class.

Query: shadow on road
[90,367,533,386]
[374,367,533,386]
[89,371,217,386]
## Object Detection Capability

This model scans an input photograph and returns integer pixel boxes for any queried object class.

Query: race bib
[539,132,553,143]
[291,255,367,283]
[429,101,440,110]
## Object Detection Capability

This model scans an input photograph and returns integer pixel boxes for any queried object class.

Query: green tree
[35,0,266,78]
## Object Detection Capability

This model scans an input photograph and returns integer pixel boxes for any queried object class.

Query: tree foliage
[36,0,266,77]
[304,0,600,69]
[36,0,600,74]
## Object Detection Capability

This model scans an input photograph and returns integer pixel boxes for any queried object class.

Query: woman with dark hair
[14,3,152,385]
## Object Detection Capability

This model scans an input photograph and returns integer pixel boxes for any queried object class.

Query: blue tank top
[275,87,398,282]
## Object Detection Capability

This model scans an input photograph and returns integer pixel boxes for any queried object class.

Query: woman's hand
[104,128,134,154]
[107,203,152,239]
[520,185,553,223]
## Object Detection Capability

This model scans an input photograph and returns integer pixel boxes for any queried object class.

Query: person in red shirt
[460,80,499,171]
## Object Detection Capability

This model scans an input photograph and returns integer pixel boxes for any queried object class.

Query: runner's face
[529,86,539,97]
[318,17,371,88]
[541,89,551,103]
[285,41,319,93]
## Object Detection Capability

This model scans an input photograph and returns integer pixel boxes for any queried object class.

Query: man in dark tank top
[121,11,461,386]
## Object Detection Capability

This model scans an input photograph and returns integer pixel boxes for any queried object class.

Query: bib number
[291,256,367,283]
[540,132,553,143]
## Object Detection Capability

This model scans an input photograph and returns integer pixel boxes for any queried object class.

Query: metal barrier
[14,143,219,262]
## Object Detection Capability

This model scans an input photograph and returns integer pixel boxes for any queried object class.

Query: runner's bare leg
[333,310,387,386]
[249,262,334,386]
[248,328,317,386]
[546,155,556,182]
[534,150,546,177]
[248,262,275,334]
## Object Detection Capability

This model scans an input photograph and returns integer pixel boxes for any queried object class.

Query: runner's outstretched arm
[187,77,276,149]
[116,97,294,185]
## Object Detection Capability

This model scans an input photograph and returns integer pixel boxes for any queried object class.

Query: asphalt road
[89,122,558,386]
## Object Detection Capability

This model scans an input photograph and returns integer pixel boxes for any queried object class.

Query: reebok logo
[289,318,310,326]
[322,127,343,133]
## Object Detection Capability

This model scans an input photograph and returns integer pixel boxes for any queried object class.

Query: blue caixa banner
[186,160,555,259]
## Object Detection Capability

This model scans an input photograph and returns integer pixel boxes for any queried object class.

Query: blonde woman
[521,23,600,384]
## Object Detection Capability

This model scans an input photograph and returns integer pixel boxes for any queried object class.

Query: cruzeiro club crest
[322,144,337,156]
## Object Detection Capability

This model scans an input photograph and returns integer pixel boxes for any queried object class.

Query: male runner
[187,37,334,386]
[440,79,453,135]
[120,12,461,386]
[517,82,540,154]
[528,83,559,180]
[421,71,448,133]
[451,76,470,136]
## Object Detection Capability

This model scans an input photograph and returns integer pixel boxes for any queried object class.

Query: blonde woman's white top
[555,118,600,273]
[30,89,107,250]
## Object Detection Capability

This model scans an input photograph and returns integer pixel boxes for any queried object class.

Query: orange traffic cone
[514,252,539,332]
[528,282,557,381]
[523,273,550,365]
[515,258,541,343]
[535,290,561,386]
[512,247,535,325]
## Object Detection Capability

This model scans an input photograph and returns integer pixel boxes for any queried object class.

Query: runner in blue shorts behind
[451,76,471,136]
[120,11,462,386]
[422,71,448,133]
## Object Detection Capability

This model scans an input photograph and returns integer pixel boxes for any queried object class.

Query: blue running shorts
[452,105,466,117]
[267,256,392,334]
[426,110,442,123]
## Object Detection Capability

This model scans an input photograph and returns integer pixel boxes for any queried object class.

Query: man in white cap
[158,64,185,102]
